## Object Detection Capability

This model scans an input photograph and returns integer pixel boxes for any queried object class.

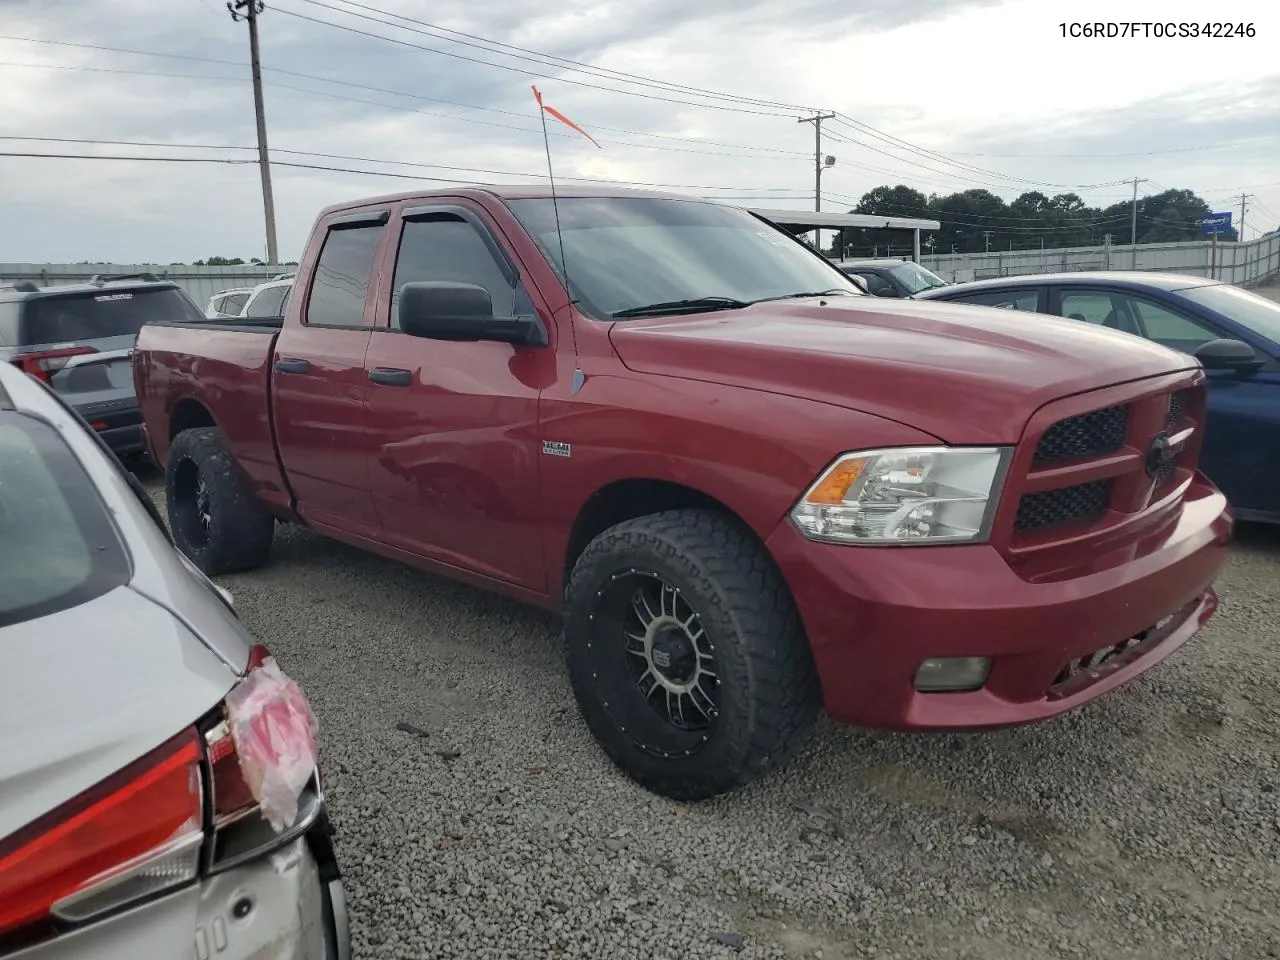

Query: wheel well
[169,399,215,440]
[563,479,745,587]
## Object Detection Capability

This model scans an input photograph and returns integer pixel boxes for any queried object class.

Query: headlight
[790,446,1011,545]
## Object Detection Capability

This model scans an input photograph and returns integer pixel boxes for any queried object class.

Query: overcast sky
[0,0,1276,263]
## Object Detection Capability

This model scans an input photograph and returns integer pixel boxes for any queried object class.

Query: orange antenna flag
[531,85,602,149]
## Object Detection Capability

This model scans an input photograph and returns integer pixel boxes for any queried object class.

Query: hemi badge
[542,441,572,458]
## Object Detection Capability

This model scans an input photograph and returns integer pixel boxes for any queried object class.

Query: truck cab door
[271,209,390,537]
[361,202,554,591]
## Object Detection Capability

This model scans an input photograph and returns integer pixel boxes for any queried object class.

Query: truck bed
[133,319,291,513]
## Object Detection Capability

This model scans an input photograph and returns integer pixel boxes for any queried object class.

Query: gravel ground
[145,476,1280,960]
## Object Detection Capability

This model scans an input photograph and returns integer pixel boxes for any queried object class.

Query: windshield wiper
[611,296,751,318]
[752,288,858,303]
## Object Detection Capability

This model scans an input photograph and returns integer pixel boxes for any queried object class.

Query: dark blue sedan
[916,272,1280,522]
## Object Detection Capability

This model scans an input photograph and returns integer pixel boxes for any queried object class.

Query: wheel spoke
[691,679,716,717]
[632,590,657,628]
[665,688,685,728]
[638,669,661,699]
[687,684,713,721]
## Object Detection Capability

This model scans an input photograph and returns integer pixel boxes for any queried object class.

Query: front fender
[537,372,941,594]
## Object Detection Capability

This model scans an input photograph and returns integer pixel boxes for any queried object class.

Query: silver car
[0,361,350,959]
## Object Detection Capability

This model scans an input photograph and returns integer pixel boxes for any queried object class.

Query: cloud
[0,0,1276,262]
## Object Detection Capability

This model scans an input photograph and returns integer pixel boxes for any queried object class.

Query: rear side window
[0,412,130,626]
[22,288,205,345]
[223,292,249,315]
[306,224,384,327]
[245,284,290,318]
[0,301,18,346]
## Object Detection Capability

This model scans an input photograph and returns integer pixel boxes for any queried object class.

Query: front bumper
[767,477,1232,731]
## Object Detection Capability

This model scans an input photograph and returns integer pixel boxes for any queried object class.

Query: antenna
[530,87,602,380]
[531,86,574,318]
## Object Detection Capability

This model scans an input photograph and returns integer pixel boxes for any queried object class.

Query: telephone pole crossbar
[229,0,278,265]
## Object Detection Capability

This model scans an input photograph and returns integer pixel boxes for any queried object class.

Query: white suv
[205,288,255,318]
[238,277,294,320]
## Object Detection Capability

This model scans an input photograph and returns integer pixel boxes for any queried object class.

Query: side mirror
[844,274,870,294]
[398,281,545,346]
[1194,338,1264,372]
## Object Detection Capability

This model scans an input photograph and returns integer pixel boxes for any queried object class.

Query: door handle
[368,367,412,387]
[275,357,310,374]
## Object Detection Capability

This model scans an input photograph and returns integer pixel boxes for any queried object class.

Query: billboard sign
[1199,212,1233,235]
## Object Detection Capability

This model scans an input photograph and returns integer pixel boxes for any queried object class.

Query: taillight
[11,346,98,384]
[207,647,320,860]
[206,721,257,827]
[0,730,203,939]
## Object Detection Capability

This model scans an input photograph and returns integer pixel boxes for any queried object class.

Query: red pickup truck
[133,187,1232,800]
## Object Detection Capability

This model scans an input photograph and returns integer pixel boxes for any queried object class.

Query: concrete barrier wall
[919,233,1280,287]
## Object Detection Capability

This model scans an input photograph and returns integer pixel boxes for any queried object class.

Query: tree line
[830,185,1238,258]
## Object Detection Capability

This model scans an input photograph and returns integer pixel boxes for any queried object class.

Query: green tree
[929,189,1009,253]
[193,256,247,266]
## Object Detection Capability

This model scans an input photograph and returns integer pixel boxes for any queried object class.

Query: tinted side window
[246,284,289,318]
[306,224,384,328]
[1125,296,1220,349]
[1059,291,1117,325]
[953,289,1041,312]
[224,292,249,314]
[389,215,530,328]
[0,301,19,345]
[858,272,894,296]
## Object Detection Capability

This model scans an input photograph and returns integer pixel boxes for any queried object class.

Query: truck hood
[0,585,238,840]
[607,297,1198,443]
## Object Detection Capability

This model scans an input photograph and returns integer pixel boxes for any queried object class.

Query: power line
[269,4,798,117]
[826,118,1130,192]
[0,36,809,157]
[292,0,815,113]
[0,57,808,162]
[0,140,812,195]
[927,134,1280,159]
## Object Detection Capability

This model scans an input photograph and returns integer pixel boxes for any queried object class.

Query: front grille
[1166,390,1188,431]
[1152,456,1177,489]
[1015,480,1111,532]
[1034,405,1128,464]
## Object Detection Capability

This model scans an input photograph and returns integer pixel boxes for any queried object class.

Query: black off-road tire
[564,509,822,801]
[166,426,274,575]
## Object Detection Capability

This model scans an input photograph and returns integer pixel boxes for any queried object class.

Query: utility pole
[230,0,278,265]
[797,112,837,213]
[983,230,993,253]
[1238,193,1250,242]
[1129,177,1145,268]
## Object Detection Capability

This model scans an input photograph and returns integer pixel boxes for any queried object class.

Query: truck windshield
[506,197,862,319]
